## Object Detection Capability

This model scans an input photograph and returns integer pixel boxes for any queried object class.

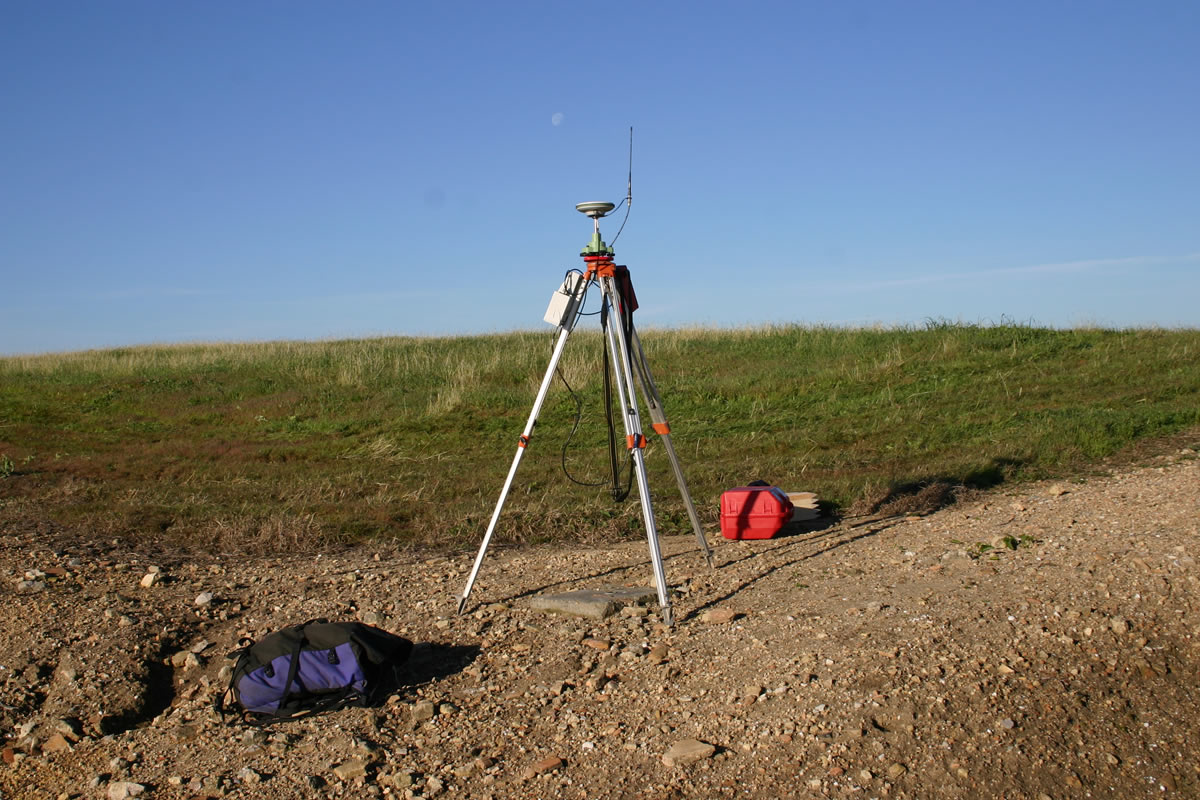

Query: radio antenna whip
[611,126,633,245]
[626,126,633,205]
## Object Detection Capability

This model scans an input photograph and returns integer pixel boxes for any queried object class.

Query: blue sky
[2,1,1198,355]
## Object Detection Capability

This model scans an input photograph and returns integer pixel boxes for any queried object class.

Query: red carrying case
[719,486,795,540]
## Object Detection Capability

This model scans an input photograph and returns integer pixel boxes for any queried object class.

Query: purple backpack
[220,620,412,722]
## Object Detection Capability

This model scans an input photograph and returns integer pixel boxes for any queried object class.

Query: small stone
[238,766,261,784]
[361,611,382,626]
[194,591,214,607]
[139,572,160,588]
[1132,658,1158,679]
[333,758,368,781]
[170,651,190,668]
[389,771,414,788]
[1110,618,1130,634]
[1105,753,1120,765]
[411,700,436,722]
[425,776,445,795]
[1047,484,1068,497]
[582,638,611,651]
[662,738,716,767]
[54,718,82,739]
[859,769,874,783]
[107,783,145,800]
[886,762,908,780]
[1064,771,1083,788]
[41,734,72,753]
[522,756,564,779]
[999,717,1016,730]
[701,608,737,624]
[648,644,668,664]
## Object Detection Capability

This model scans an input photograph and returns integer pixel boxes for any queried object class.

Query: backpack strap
[215,642,254,723]
[274,628,309,718]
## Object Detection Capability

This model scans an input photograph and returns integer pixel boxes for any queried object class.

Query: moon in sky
[551,112,564,127]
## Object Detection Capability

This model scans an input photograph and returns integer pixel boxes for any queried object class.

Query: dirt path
[1,447,1197,799]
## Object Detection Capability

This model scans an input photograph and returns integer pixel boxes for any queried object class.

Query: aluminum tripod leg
[457,325,574,615]
[626,325,714,568]
[600,277,674,626]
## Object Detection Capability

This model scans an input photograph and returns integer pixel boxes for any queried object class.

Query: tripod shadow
[488,514,891,613]
[491,552,684,607]
[680,518,906,623]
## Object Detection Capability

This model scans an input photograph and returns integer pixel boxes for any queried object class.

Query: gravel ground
[1,447,1198,799]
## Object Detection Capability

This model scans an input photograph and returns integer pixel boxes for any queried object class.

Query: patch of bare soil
[0,448,1197,799]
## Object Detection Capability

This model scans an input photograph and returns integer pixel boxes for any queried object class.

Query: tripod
[456,202,713,626]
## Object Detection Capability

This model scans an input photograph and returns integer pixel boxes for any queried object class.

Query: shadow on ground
[396,642,481,691]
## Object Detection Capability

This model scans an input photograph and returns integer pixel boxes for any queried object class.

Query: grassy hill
[2,323,1198,554]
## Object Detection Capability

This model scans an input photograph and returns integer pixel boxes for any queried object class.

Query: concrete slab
[528,586,658,620]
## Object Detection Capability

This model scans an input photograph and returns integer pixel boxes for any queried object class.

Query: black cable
[609,201,632,247]
[600,300,634,503]
[601,302,620,496]
[555,364,605,488]
[575,278,604,316]
[552,276,610,489]
[548,271,633,502]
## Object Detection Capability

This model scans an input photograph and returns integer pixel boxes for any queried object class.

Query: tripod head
[576,201,616,257]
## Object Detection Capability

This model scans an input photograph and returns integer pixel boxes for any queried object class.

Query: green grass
[1,323,1198,554]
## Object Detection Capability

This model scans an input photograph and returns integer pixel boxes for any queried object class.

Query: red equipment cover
[720,486,795,540]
